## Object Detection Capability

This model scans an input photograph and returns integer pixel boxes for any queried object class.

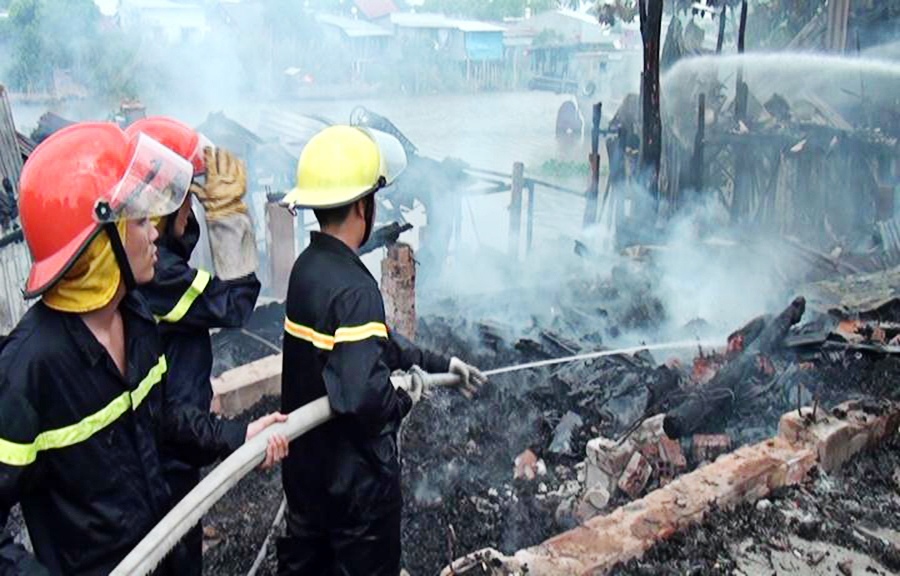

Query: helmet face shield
[189,133,214,176]
[98,134,193,223]
[361,128,407,187]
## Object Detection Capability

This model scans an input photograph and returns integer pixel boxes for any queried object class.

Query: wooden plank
[582,102,603,227]
[508,162,524,258]
[266,203,295,300]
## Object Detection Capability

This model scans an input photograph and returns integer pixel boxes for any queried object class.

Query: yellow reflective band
[284,318,335,350]
[334,322,388,343]
[156,269,211,323]
[283,319,389,349]
[0,355,168,467]
[130,355,167,409]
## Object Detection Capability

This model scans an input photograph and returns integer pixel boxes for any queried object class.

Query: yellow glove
[193,147,248,220]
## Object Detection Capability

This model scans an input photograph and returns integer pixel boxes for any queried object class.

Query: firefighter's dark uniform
[141,216,260,575]
[278,232,449,576]
[0,294,247,576]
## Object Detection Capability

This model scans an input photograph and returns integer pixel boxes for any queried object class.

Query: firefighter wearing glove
[277,126,484,576]
[191,145,259,280]
[126,117,263,576]
[0,123,288,576]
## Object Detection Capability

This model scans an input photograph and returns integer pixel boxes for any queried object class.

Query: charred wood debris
[203,255,900,574]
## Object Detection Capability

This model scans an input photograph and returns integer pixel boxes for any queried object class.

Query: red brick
[618,453,652,499]
[381,243,416,340]
[514,449,538,481]
[442,402,899,576]
[692,434,732,464]
[658,437,687,480]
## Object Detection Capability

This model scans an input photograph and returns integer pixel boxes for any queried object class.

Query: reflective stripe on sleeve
[283,318,388,350]
[156,269,211,323]
[0,355,167,467]
[334,322,389,343]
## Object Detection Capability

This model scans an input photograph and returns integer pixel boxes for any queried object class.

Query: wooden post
[509,162,524,257]
[526,180,535,255]
[735,0,749,122]
[716,4,727,54]
[826,0,851,53]
[582,102,603,227]
[639,0,664,210]
[732,0,750,222]
[692,93,706,193]
[266,203,295,300]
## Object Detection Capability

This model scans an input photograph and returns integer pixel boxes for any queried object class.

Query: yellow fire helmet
[283,125,407,210]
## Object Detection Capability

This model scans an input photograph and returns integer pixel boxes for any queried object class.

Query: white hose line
[246,496,286,576]
[481,340,721,377]
[110,397,333,576]
[112,340,717,575]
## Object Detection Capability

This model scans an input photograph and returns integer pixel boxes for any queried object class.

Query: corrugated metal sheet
[390,12,505,32]
[0,86,22,204]
[876,215,900,263]
[16,132,35,159]
[0,236,32,335]
[316,13,392,37]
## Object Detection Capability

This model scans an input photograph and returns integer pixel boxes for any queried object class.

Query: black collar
[55,292,157,383]
[309,231,374,280]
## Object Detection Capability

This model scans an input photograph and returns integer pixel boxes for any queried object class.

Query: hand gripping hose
[111,374,425,576]
[109,396,333,576]
[112,340,713,575]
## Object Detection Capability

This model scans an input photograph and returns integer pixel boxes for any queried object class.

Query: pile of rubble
[612,433,900,575]
[191,260,900,574]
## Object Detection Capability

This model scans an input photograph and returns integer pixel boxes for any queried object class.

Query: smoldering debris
[193,257,900,575]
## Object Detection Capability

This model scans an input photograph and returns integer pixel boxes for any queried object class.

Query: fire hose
[111,339,716,576]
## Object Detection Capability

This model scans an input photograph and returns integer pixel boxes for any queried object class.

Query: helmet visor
[189,133,214,176]
[362,128,407,186]
[99,133,193,222]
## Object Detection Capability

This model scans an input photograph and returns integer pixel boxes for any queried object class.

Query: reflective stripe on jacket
[0,295,246,575]
[281,232,449,525]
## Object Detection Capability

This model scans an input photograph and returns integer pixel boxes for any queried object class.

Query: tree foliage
[1,0,145,98]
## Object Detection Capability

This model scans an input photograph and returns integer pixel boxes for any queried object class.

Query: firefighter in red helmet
[125,116,262,575]
[0,123,288,575]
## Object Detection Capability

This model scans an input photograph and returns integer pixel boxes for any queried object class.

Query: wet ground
[202,395,284,576]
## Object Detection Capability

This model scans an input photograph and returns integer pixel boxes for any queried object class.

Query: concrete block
[586,437,635,477]
[584,485,611,510]
[211,354,282,417]
[779,401,900,472]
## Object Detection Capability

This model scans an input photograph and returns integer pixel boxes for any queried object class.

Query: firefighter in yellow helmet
[277,126,486,575]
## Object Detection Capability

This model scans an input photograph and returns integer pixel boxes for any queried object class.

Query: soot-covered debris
[611,433,900,576]
[199,291,900,575]
[202,395,283,576]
